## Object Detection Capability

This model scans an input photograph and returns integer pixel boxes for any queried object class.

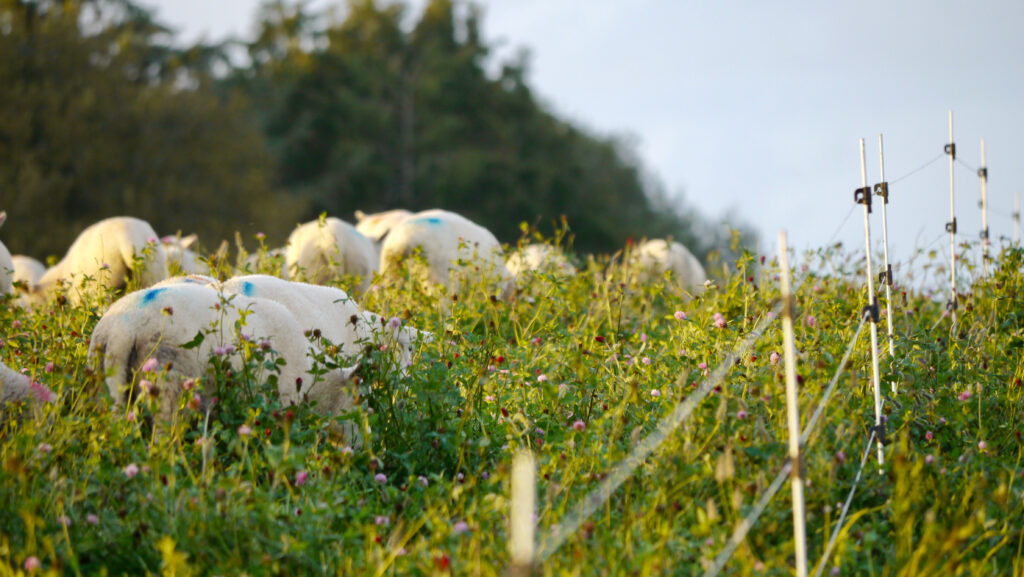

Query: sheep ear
[354,210,366,221]
[181,234,198,249]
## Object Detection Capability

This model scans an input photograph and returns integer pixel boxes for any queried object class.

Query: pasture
[1,235,1022,576]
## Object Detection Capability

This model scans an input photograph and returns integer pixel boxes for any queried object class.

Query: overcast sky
[144,0,1024,275]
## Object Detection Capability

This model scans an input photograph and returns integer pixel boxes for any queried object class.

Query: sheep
[1,360,55,415]
[354,209,412,242]
[34,216,169,304]
[378,209,513,298]
[506,244,577,278]
[630,238,707,294]
[0,211,12,295]
[219,275,428,372]
[88,283,362,439]
[12,255,47,288]
[285,217,378,293]
[162,234,209,276]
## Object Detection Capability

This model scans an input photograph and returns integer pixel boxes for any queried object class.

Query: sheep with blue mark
[88,282,364,441]
[379,209,513,299]
[353,209,412,242]
[286,216,379,294]
[32,216,169,305]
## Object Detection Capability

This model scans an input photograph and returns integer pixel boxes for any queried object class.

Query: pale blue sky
[145,0,1024,276]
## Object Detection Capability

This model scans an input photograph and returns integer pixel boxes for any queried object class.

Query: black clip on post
[854,187,873,213]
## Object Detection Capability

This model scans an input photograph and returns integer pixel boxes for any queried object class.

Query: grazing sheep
[1,360,55,413]
[12,255,47,287]
[286,217,378,293]
[354,209,412,242]
[0,211,12,295]
[506,244,577,278]
[220,275,428,371]
[631,238,707,294]
[162,234,209,276]
[34,216,169,304]
[88,283,361,439]
[379,209,512,298]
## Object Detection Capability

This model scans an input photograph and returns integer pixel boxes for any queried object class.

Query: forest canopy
[0,0,754,261]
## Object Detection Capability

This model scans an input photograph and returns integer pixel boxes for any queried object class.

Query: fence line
[536,301,784,561]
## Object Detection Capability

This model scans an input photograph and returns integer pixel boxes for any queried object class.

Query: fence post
[1016,192,1021,245]
[509,452,536,577]
[777,230,808,577]
[876,134,896,361]
[857,138,886,471]
[979,138,990,276]
[945,110,958,324]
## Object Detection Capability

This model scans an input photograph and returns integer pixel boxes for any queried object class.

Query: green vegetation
[0,0,748,261]
[1,237,1021,575]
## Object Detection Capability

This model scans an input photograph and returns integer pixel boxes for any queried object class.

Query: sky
[144,0,1024,278]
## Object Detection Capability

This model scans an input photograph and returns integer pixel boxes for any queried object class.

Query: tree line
[0,0,754,263]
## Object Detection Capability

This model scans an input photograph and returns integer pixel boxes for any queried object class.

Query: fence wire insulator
[977,166,987,179]
[788,454,807,480]
[946,298,958,312]
[877,265,893,287]
[945,218,957,234]
[980,227,989,241]
[869,422,887,446]
[854,187,873,213]
[873,181,889,204]
[862,300,880,324]
[944,142,956,159]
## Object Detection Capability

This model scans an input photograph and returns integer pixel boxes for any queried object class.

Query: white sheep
[34,216,169,304]
[286,217,378,293]
[12,255,47,288]
[162,234,209,276]
[1,360,55,414]
[506,244,577,278]
[220,275,428,371]
[354,209,412,242]
[630,238,707,294]
[0,211,13,295]
[378,209,513,298]
[88,283,362,439]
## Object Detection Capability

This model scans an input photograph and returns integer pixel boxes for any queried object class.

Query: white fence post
[777,230,808,577]
[945,110,958,324]
[876,134,896,360]
[510,452,536,577]
[979,138,990,276]
[857,138,886,471]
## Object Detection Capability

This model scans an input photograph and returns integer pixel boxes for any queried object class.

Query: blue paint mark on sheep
[242,281,255,296]
[141,288,167,305]
[410,216,443,226]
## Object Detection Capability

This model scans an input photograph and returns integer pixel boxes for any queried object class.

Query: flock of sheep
[0,208,706,441]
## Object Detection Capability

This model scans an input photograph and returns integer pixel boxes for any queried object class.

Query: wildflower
[704,279,713,288]
[37,443,51,453]
[769,351,780,366]
[375,515,389,526]
[925,455,935,465]
[537,374,548,382]
[374,473,387,484]
[139,380,152,394]
[341,446,354,457]
[12,320,21,329]
[573,420,586,432]
[484,394,495,402]
[978,440,987,451]
[641,356,651,365]
[639,332,648,343]
[531,337,542,346]
[57,515,71,527]
[958,390,971,402]
[713,313,726,329]
[295,471,309,487]
[213,346,226,356]
[388,316,402,330]
[925,431,933,441]
[86,514,99,525]
[141,358,159,373]
[182,379,195,391]
[558,383,569,397]
[256,232,265,240]
[44,362,54,373]
[417,476,429,487]
[24,556,40,572]
[482,471,489,480]
[674,310,687,321]
[188,394,201,411]
[30,381,55,404]
[835,450,846,464]
[650,388,661,398]
[124,463,139,479]
[737,410,747,420]
[259,339,272,351]
[806,315,816,327]
[534,428,545,437]
[452,520,470,535]
[126,411,136,422]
